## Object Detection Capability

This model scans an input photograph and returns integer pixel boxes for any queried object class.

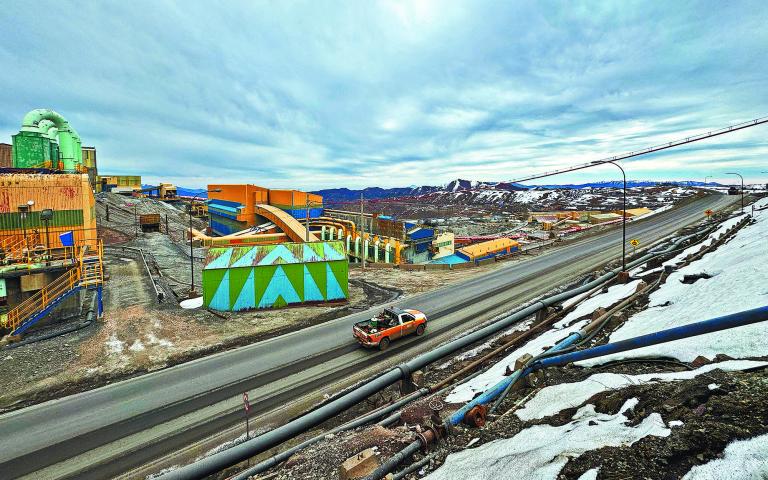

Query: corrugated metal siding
[0,209,84,229]
[0,173,96,246]
[0,143,11,168]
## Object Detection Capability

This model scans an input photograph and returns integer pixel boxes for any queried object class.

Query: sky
[1,0,767,189]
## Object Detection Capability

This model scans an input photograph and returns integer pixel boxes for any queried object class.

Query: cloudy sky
[1,1,766,188]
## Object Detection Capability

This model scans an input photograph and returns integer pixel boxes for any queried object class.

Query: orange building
[207,184,323,236]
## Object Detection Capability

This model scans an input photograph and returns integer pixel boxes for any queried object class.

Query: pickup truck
[353,307,427,350]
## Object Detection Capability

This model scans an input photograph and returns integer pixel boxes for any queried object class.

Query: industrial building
[0,173,102,337]
[207,184,323,236]
[10,109,86,172]
[615,207,653,218]
[202,240,348,311]
[455,238,520,262]
[82,146,98,189]
[589,212,624,224]
[95,175,142,194]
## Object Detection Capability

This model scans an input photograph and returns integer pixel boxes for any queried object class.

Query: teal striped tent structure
[202,241,349,311]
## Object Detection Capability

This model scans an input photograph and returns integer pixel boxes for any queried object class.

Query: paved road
[0,194,738,479]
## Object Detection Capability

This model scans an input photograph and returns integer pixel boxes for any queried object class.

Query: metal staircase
[6,240,104,336]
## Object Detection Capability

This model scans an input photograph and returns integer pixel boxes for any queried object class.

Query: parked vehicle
[353,307,427,350]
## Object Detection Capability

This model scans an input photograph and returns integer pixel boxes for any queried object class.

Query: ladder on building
[5,240,104,337]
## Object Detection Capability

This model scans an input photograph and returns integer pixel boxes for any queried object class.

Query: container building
[456,238,520,262]
[202,240,348,311]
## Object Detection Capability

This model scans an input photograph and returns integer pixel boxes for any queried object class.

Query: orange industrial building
[0,173,97,249]
[207,184,323,236]
[456,238,520,262]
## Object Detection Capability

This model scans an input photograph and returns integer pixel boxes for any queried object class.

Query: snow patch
[682,432,768,479]
[129,340,146,352]
[669,420,684,427]
[180,296,204,309]
[105,335,125,354]
[426,399,669,480]
[146,333,174,348]
[516,360,766,421]
[577,468,600,480]
[445,319,589,403]
[556,280,642,328]
[577,206,768,365]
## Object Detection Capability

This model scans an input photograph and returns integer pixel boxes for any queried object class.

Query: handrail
[5,240,104,333]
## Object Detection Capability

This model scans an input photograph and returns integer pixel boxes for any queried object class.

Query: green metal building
[202,241,349,311]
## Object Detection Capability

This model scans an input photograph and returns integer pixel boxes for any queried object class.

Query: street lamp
[189,189,221,297]
[40,209,54,250]
[726,172,744,213]
[591,160,627,272]
[704,175,712,186]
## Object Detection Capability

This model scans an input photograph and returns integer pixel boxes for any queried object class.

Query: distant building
[614,207,653,218]
[207,184,323,236]
[431,232,455,259]
[589,212,623,224]
[82,146,97,189]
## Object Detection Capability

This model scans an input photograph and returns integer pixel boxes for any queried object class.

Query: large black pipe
[230,388,429,480]
[160,228,707,479]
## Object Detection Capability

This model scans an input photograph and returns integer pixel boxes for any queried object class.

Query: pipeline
[373,305,768,480]
[391,453,435,480]
[160,226,711,479]
[532,305,768,370]
[363,440,423,480]
[230,388,429,480]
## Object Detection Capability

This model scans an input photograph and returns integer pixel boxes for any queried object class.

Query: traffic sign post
[705,209,713,222]
[242,392,251,465]
[242,392,250,441]
[629,238,639,256]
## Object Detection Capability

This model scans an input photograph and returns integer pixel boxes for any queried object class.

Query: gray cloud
[0,0,766,188]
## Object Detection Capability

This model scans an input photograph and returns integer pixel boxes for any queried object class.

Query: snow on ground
[577,468,600,480]
[578,202,768,366]
[557,280,642,328]
[664,212,747,266]
[436,320,533,369]
[446,279,648,402]
[426,398,670,480]
[445,319,589,403]
[681,432,768,480]
[515,360,767,421]
[180,296,204,309]
[105,335,125,354]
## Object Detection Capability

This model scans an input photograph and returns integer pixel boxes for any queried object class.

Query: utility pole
[360,192,365,269]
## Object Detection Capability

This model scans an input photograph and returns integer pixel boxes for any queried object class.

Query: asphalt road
[0,193,739,479]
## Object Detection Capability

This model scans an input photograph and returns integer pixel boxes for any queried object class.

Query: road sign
[242,392,250,413]
[629,239,640,247]
[705,209,713,217]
